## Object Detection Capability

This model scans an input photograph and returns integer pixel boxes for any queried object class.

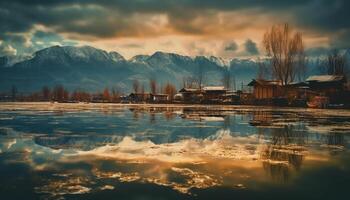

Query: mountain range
[0,45,324,94]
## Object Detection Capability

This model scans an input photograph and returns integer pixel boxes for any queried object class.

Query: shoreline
[1,102,350,116]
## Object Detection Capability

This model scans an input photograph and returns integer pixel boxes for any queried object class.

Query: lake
[0,102,349,200]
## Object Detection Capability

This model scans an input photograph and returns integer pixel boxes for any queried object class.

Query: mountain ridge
[0,45,318,93]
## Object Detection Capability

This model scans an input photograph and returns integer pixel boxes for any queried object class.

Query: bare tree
[103,87,110,102]
[195,65,205,89]
[163,82,177,102]
[222,67,231,89]
[42,86,51,101]
[133,79,140,94]
[53,85,64,102]
[323,49,348,76]
[11,85,17,101]
[183,76,198,89]
[256,58,269,80]
[263,23,306,85]
[141,84,145,95]
[111,87,121,102]
[150,78,157,94]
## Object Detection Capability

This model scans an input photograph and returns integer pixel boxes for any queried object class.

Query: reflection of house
[247,79,283,99]
[202,86,227,103]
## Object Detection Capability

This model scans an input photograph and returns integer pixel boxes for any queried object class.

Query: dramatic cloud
[0,0,349,58]
[225,42,238,52]
[244,39,259,55]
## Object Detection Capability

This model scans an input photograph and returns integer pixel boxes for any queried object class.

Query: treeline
[132,79,177,97]
[3,78,179,103]
[3,85,123,103]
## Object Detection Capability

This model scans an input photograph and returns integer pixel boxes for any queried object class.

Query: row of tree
[4,85,123,102]
[132,79,177,101]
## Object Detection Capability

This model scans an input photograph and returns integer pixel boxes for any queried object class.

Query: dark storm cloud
[224,42,238,52]
[2,0,349,38]
[244,39,259,55]
[1,0,350,55]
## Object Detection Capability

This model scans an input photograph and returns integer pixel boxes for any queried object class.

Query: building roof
[306,75,345,83]
[179,88,200,93]
[202,86,226,91]
[247,79,282,86]
[151,93,168,97]
[129,93,150,96]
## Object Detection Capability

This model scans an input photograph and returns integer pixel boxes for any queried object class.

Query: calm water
[0,103,350,200]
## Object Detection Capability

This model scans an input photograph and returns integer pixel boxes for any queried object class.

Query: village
[2,73,348,109]
[122,74,349,109]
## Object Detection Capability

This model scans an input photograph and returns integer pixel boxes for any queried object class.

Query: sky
[0,0,349,59]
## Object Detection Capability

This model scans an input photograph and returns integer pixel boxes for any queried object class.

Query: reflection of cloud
[76,130,262,163]
[307,124,350,134]
[35,176,91,197]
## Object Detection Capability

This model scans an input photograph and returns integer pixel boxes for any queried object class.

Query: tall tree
[323,49,348,76]
[42,86,51,101]
[163,82,177,102]
[196,65,205,89]
[263,23,306,85]
[133,79,140,94]
[256,59,269,80]
[103,87,110,102]
[11,85,17,101]
[53,85,65,102]
[222,67,231,89]
[150,79,157,94]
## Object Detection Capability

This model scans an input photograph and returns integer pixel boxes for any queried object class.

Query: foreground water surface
[0,102,349,200]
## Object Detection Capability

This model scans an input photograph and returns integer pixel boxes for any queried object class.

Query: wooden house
[306,75,346,95]
[247,79,283,99]
[129,93,151,103]
[202,86,227,103]
[306,75,348,105]
[178,88,202,103]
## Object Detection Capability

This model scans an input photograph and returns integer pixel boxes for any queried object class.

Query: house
[129,93,151,103]
[202,86,227,103]
[178,88,202,103]
[223,91,240,104]
[306,75,348,105]
[150,93,168,103]
[247,79,283,99]
[306,75,346,94]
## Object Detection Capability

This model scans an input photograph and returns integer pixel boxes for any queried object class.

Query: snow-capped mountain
[0,45,260,93]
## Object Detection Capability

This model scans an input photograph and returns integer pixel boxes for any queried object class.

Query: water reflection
[0,103,350,200]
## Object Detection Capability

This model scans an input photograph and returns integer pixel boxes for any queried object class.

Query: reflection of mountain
[34,135,124,150]
[1,105,350,199]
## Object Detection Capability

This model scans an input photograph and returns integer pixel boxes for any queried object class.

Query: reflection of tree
[223,115,231,130]
[150,113,156,124]
[261,125,306,183]
[164,111,175,121]
[322,133,344,146]
[133,110,139,120]
[249,111,273,126]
